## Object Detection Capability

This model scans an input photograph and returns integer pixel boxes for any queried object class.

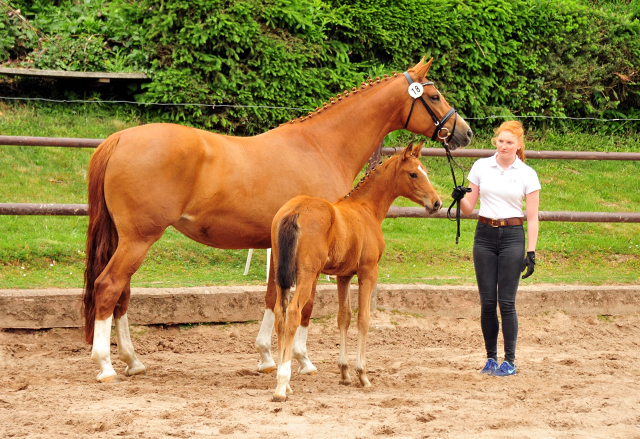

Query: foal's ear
[402,142,415,161]
[412,141,424,158]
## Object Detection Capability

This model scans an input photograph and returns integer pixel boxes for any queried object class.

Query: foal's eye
[409,172,418,179]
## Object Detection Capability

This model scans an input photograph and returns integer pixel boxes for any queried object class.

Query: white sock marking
[293,326,317,374]
[256,309,276,370]
[91,316,117,381]
[115,313,146,375]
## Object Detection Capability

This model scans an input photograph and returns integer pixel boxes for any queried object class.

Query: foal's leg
[273,276,316,401]
[113,281,146,376]
[257,257,318,375]
[336,275,353,385]
[293,278,318,375]
[256,264,277,373]
[91,236,160,382]
[354,267,378,388]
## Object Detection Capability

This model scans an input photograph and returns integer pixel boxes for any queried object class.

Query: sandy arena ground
[1,307,640,438]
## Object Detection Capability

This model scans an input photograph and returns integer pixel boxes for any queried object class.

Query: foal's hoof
[357,371,372,388]
[272,394,287,402]
[339,378,352,386]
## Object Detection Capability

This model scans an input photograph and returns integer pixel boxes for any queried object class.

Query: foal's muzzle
[425,198,442,214]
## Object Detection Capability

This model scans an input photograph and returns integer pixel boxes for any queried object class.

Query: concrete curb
[1,284,639,329]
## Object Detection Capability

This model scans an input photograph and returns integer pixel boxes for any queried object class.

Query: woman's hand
[451,185,471,201]
[521,251,535,279]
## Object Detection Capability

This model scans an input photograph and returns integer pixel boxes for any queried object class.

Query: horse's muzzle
[447,128,473,150]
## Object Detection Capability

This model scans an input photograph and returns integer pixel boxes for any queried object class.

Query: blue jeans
[473,222,525,364]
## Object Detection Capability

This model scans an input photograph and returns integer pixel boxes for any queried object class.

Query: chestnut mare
[83,57,472,383]
[270,142,440,401]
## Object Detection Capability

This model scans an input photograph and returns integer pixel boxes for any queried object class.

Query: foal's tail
[275,213,299,290]
[82,134,120,344]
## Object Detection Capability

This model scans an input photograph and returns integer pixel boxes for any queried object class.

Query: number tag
[408,83,424,98]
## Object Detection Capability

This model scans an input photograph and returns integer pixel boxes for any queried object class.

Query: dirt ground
[1,308,640,439]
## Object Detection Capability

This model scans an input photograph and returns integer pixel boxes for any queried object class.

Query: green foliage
[1,0,639,133]
[331,0,640,131]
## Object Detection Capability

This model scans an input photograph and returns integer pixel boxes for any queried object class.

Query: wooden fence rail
[2,204,640,223]
[1,136,639,222]
[2,135,640,161]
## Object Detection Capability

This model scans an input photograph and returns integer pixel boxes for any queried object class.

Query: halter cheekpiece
[402,72,458,144]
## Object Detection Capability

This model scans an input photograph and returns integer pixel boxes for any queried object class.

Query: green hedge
[1,0,639,133]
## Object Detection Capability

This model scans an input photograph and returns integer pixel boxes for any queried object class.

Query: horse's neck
[344,162,398,224]
[277,77,407,182]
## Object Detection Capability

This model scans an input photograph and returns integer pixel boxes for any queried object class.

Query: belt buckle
[492,218,499,227]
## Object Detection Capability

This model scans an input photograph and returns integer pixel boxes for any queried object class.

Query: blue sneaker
[492,361,516,376]
[480,358,499,374]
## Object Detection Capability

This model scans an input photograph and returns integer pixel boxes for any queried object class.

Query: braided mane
[342,157,388,199]
[282,71,405,126]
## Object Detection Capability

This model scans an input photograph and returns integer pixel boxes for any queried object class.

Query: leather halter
[402,71,467,244]
[402,72,458,143]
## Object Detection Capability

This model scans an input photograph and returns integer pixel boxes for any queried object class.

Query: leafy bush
[1,0,638,133]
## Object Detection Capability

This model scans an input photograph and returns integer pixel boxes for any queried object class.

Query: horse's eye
[431,95,440,101]
[409,172,418,179]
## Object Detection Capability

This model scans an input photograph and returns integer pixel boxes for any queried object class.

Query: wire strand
[0,96,315,111]
[1,96,640,121]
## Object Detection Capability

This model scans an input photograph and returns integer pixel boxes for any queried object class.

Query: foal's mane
[283,58,432,126]
[342,155,395,200]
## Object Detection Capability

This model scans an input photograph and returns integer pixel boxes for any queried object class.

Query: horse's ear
[412,141,424,158]
[411,57,425,71]
[416,58,433,79]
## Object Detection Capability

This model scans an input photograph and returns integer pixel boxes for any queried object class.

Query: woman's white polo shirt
[467,154,541,219]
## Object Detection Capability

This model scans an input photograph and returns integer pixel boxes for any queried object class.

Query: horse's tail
[82,134,120,344]
[275,212,299,291]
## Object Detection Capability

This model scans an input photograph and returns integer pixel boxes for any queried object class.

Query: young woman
[452,120,540,376]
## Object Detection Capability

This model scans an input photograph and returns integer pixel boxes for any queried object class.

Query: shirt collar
[489,153,523,170]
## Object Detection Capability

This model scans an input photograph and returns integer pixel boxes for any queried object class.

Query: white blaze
[418,164,430,183]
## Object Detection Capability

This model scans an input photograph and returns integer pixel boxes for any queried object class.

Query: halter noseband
[402,72,458,144]
[402,71,468,245]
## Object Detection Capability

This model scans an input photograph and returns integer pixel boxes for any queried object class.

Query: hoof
[258,360,277,374]
[258,365,277,374]
[125,365,147,376]
[357,371,371,388]
[339,378,352,386]
[298,364,318,376]
[272,394,287,402]
[98,374,119,384]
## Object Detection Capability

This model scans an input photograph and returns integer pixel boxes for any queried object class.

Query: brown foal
[270,142,441,401]
[82,58,471,383]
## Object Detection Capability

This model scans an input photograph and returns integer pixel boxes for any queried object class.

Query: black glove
[521,251,535,279]
[451,185,471,202]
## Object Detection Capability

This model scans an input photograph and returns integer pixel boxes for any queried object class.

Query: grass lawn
[1,102,639,288]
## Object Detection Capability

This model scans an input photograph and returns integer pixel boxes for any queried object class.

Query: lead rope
[443,137,470,245]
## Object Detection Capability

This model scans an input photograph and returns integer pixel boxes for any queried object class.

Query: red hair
[491,120,526,163]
